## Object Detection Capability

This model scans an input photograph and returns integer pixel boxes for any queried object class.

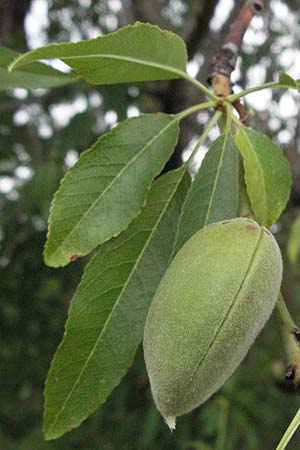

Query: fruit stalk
[275,293,300,390]
[238,157,300,390]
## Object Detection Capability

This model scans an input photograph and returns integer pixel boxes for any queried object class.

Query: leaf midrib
[172,135,229,256]
[45,167,186,437]
[195,228,264,374]
[13,53,186,79]
[203,134,229,227]
[61,53,186,78]
[46,115,178,264]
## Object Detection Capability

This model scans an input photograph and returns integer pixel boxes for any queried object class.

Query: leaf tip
[7,61,16,73]
[43,247,65,268]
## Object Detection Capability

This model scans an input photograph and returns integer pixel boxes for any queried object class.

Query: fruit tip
[164,415,176,431]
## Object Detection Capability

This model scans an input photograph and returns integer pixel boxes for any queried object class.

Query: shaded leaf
[174,134,239,254]
[43,167,190,440]
[0,46,78,90]
[235,128,291,227]
[9,22,187,85]
[44,113,179,267]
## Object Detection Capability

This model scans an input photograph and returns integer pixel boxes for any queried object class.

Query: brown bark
[209,0,266,97]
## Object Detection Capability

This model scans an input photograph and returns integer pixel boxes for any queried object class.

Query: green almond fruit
[143,217,282,429]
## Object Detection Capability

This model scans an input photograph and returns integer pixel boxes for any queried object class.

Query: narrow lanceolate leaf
[0,46,78,90]
[43,167,190,440]
[9,22,187,84]
[235,128,291,227]
[44,113,179,267]
[173,134,239,255]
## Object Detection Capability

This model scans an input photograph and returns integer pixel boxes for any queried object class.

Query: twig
[275,293,300,390]
[208,0,267,118]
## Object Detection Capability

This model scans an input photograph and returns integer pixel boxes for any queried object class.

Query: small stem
[216,102,232,134]
[275,293,300,389]
[186,110,223,165]
[175,100,217,122]
[224,103,233,135]
[227,81,280,102]
[215,397,229,450]
[275,406,300,450]
[181,72,219,101]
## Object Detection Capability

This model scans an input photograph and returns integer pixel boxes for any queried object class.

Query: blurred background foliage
[0,0,300,449]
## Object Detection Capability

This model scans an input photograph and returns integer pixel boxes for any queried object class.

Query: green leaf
[235,128,291,227]
[173,134,239,254]
[287,214,300,263]
[44,113,180,267]
[0,46,78,90]
[9,22,187,85]
[43,167,190,440]
[278,72,298,89]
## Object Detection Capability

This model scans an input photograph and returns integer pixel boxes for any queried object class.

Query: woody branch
[209,0,267,120]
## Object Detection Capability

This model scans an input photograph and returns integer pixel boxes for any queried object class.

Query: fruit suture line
[143,219,282,429]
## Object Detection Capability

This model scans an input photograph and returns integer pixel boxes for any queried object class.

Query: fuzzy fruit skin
[143,218,282,427]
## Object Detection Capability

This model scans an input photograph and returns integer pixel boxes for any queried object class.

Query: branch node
[292,328,300,343]
[232,99,252,123]
[285,364,300,393]
[251,0,264,13]
[285,365,296,380]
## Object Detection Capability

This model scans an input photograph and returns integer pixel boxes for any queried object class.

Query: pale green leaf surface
[287,214,300,263]
[43,167,190,440]
[235,128,291,227]
[9,22,187,84]
[173,134,239,254]
[44,113,179,267]
[0,45,78,90]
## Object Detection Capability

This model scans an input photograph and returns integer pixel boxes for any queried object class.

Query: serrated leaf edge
[44,113,180,267]
[9,22,187,73]
[43,166,188,439]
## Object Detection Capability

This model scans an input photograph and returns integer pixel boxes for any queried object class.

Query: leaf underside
[173,133,239,255]
[44,113,180,267]
[10,22,187,85]
[235,127,291,227]
[43,167,190,440]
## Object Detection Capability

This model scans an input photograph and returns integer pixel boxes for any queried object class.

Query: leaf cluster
[5,21,295,441]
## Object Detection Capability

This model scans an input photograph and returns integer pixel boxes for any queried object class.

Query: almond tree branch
[209,0,267,119]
